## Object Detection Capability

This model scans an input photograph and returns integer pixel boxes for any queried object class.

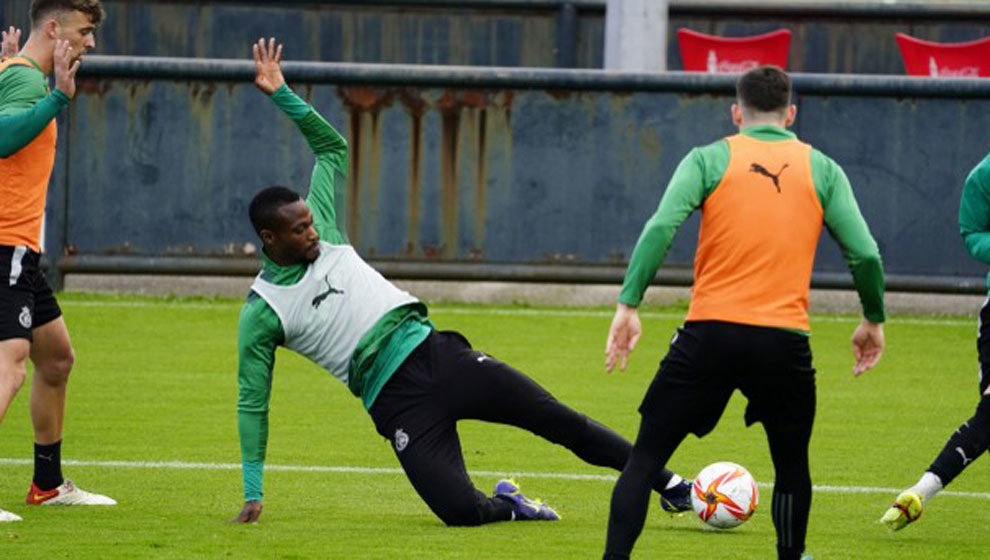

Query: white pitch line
[58,300,973,327]
[1,458,988,500]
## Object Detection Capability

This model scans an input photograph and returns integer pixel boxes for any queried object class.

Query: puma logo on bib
[749,163,789,193]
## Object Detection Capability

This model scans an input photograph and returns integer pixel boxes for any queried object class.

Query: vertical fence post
[604,0,668,72]
[555,2,578,68]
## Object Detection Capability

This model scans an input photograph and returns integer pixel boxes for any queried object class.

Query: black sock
[929,396,990,486]
[33,440,64,491]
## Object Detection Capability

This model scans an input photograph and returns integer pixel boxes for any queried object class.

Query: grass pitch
[0,293,987,558]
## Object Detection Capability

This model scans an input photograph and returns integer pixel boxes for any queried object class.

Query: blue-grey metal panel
[52,58,990,285]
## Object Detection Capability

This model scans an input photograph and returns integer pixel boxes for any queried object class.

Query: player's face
[269,201,320,265]
[55,10,97,63]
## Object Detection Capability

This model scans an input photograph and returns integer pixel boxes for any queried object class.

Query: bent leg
[927,396,990,487]
[0,338,30,426]
[388,420,513,526]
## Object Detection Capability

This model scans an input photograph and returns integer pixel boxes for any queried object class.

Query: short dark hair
[30,0,104,27]
[249,186,302,236]
[736,66,791,113]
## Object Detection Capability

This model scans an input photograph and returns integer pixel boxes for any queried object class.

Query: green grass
[0,293,987,558]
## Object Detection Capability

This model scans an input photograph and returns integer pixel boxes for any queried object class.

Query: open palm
[253,37,285,95]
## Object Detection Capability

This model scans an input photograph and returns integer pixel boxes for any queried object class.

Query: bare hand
[252,37,285,95]
[230,500,263,524]
[606,303,642,372]
[53,39,80,99]
[2,26,21,58]
[851,319,884,376]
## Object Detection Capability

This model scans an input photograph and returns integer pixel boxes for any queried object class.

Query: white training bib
[250,242,418,384]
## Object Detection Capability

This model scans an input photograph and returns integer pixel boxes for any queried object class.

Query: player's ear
[784,105,797,127]
[43,18,57,40]
[731,104,744,127]
[259,229,276,247]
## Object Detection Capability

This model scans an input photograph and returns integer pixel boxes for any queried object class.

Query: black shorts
[639,320,816,437]
[0,245,62,342]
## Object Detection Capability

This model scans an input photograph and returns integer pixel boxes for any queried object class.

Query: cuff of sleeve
[51,89,71,107]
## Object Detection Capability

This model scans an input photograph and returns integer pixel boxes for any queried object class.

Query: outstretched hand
[230,500,263,524]
[605,303,642,373]
[851,319,884,376]
[252,37,285,95]
[53,39,80,99]
[2,26,21,58]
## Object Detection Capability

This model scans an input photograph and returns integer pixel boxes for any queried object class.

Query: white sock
[664,474,683,490]
[908,471,944,503]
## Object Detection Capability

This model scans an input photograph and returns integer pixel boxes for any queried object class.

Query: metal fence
[2,1,989,72]
[37,56,990,293]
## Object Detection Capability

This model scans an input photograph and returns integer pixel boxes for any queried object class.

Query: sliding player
[232,38,692,526]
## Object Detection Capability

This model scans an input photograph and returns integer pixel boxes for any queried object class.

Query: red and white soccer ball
[690,461,758,529]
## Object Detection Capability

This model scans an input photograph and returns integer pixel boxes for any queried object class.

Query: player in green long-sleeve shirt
[603,67,886,560]
[881,149,990,532]
[233,38,694,526]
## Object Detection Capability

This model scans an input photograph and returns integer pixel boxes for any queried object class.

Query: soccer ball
[690,461,758,529]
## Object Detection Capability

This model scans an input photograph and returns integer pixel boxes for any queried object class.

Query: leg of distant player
[603,414,688,560]
[882,315,990,531]
[29,316,73,490]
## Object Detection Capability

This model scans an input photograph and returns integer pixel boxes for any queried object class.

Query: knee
[438,502,484,527]
[1,362,27,393]
[38,348,74,386]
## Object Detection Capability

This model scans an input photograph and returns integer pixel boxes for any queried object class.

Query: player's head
[249,186,321,265]
[29,0,103,62]
[731,65,797,128]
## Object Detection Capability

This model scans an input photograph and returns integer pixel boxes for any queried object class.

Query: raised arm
[2,26,21,58]
[253,37,348,243]
[232,295,283,523]
[0,40,78,157]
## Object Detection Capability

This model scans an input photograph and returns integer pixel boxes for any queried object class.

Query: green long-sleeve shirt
[620,126,886,326]
[0,58,70,158]
[959,149,990,288]
[236,85,431,501]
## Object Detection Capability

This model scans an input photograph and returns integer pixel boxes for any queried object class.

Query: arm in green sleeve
[814,151,886,323]
[0,74,69,158]
[268,85,348,243]
[618,147,713,306]
[237,294,284,501]
[959,155,990,265]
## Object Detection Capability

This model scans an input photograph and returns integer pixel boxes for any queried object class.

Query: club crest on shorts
[394,428,409,452]
[18,306,31,329]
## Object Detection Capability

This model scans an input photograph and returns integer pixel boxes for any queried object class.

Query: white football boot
[27,480,117,506]
[0,507,22,521]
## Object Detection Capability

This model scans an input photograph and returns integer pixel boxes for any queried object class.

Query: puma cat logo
[311,275,344,309]
[749,163,789,193]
